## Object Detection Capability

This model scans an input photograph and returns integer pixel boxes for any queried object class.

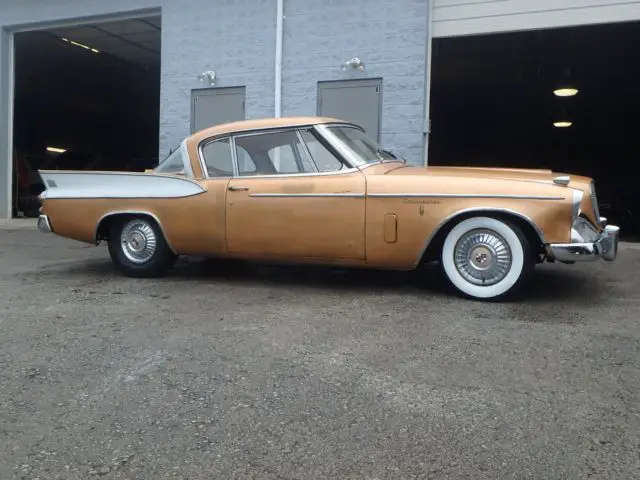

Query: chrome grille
[590,181,600,222]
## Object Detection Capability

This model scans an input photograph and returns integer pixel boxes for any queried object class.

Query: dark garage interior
[12,16,161,217]
[429,21,640,240]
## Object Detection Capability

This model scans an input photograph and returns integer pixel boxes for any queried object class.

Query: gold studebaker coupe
[37,116,619,300]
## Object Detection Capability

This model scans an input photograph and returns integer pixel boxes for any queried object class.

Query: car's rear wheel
[440,216,534,301]
[108,216,177,278]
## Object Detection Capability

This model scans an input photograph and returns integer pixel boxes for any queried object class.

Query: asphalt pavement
[1,223,639,479]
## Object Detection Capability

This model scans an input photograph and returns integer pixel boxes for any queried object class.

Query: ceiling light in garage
[554,87,579,97]
[553,121,573,128]
[61,37,99,53]
[46,146,66,153]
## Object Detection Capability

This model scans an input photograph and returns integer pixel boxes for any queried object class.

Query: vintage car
[37,116,619,300]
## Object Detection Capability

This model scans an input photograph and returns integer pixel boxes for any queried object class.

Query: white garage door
[433,0,640,38]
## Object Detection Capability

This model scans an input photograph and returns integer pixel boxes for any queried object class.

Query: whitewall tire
[440,216,533,300]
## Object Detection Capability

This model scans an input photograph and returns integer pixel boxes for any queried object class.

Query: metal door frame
[316,78,383,142]
[190,85,246,134]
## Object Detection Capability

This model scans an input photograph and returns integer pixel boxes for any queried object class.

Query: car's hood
[386,164,591,188]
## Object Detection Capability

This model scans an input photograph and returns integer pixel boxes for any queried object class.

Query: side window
[235,145,257,175]
[299,130,346,172]
[201,137,234,177]
[233,130,315,176]
[154,146,187,174]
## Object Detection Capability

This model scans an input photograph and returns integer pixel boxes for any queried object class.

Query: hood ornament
[553,175,570,186]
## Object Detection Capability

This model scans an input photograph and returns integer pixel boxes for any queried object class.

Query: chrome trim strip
[93,210,177,253]
[38,169,206,187]
[248,193,564,200]
[590,181,601,222]
[368,193,565,200]
[571,189,583,221]
[249,193,365,198]
[414,207,546,267]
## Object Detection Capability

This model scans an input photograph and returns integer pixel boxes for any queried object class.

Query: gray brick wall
[159,0,276,157]
[282,0,429,164]
[0,0,430,218]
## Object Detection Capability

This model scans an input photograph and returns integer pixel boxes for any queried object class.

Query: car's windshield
[322,125,400,166]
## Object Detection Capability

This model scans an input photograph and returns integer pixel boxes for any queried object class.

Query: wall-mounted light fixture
[342,57,365,72]
[198,70,217,86]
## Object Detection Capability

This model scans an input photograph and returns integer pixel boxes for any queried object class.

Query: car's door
[225,128,366,260]
[180,136,235,255]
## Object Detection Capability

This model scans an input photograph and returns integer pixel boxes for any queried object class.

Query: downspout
[273,0,284,170]
[422,0,434,166]
[274,0,284,118]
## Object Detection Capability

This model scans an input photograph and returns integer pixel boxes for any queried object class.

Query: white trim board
[433,0,640,37]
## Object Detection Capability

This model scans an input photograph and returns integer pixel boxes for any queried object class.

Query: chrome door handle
[228,186,249,191]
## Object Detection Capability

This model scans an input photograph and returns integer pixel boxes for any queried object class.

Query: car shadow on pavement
[168,257,600,302]
[172,256,448,295]
[45,256,604,303]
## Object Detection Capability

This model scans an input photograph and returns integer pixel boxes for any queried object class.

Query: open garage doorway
[428,21,640,240]
[11,15,161,217]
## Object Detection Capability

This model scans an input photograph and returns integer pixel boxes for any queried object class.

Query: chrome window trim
[314,123,375,168]
[195,122,402,180]
[368,193,566,200]
[94,210,177,253]
[196,125,361,179]
[233,128,319,177]
[294,129,320,173]
[197,135,237,178]
[414,207,546,268]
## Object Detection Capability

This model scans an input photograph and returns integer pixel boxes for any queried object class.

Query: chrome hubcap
[454,229,512,286]
[120,219,157,264]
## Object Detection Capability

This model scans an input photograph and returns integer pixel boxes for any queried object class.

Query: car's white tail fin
[38,170,207,199]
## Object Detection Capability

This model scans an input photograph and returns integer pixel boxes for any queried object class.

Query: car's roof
[189,116,350,140]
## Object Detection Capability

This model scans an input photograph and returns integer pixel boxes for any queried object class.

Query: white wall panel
[433,0,640,37]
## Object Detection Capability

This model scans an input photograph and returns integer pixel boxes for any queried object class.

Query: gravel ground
[1,225,640,479]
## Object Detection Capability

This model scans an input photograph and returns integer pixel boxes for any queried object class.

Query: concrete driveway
[1,222,639,479]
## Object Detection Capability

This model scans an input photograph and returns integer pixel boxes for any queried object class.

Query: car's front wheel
[108,216,177,278]
[440,216,534,301]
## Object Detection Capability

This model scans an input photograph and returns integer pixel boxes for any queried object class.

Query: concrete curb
[0,219,38,230]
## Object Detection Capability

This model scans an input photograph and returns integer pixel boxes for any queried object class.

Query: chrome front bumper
[37,214,52,233]
[547,224,620,263]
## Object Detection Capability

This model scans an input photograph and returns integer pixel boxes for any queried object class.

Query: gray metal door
[191,86,246,133]
[317,79,382,141]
